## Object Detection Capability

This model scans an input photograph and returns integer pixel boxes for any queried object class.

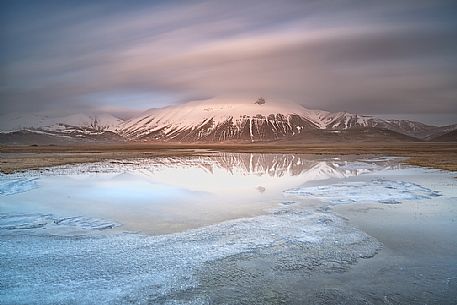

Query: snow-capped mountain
[0,113,123,133]
[119,99,321,142]
[318,113,455,140]
[118,99,456,142]
[1,99,455,144]
[0,113,125,145]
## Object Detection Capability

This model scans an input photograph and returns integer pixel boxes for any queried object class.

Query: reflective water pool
[1,153,456,305]
[0,153,400,234]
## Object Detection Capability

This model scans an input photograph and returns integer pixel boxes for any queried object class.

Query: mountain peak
[255,97,266,105]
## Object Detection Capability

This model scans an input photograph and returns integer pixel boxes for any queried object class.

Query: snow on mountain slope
[119,99,330,142]
[2,98,455,144]
[302,111,456,139]
[371,120,457,139]
[118,98,457,142]
[121,99,315,129]
[0,113,123,133]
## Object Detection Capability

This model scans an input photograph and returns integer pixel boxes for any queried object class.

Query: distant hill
[430,129,457,142]
[0,130,125,145]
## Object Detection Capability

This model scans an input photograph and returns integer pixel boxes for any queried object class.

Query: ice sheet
[285,179,441,204]
[0,210,380,305]
[0,213,120,233]
[0,177,39,196]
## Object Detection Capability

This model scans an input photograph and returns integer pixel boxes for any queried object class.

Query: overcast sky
[1,0,456,124]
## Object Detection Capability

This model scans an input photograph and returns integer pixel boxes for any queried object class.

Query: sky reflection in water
[0,154,399,234]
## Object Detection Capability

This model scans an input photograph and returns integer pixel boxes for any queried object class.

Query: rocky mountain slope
[1,99,455,144]
[118,99,456,142]
[0,113,124,145]
[0,113,123,132]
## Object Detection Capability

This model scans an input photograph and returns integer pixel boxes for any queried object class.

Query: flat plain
[1,142,456,173]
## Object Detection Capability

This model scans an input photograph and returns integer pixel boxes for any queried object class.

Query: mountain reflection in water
[0,153,400,234]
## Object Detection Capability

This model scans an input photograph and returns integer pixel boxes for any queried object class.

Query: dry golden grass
[1,142,456,173]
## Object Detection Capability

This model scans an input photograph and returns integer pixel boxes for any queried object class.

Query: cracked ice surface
[285,179,441,204]
[0,210,380,305]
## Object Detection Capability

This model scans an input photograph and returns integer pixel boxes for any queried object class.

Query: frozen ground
[0,153,456,304]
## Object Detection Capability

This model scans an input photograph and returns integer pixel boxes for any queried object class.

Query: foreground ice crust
[0,177,39,195]
[0,155,426,304]
[285,179,441,204]
[0,209,380,305]
[0,214,119,231]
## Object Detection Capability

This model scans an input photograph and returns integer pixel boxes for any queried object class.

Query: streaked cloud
[1,0,456,124]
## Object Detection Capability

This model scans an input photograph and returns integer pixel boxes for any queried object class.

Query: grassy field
[1,142,456,173]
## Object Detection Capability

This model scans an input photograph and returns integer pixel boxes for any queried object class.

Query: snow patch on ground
[285,179,441,204]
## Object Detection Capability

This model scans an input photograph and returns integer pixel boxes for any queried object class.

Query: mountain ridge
[118,99,456,142]
[1,99,456,144]
[0,112,122,133]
